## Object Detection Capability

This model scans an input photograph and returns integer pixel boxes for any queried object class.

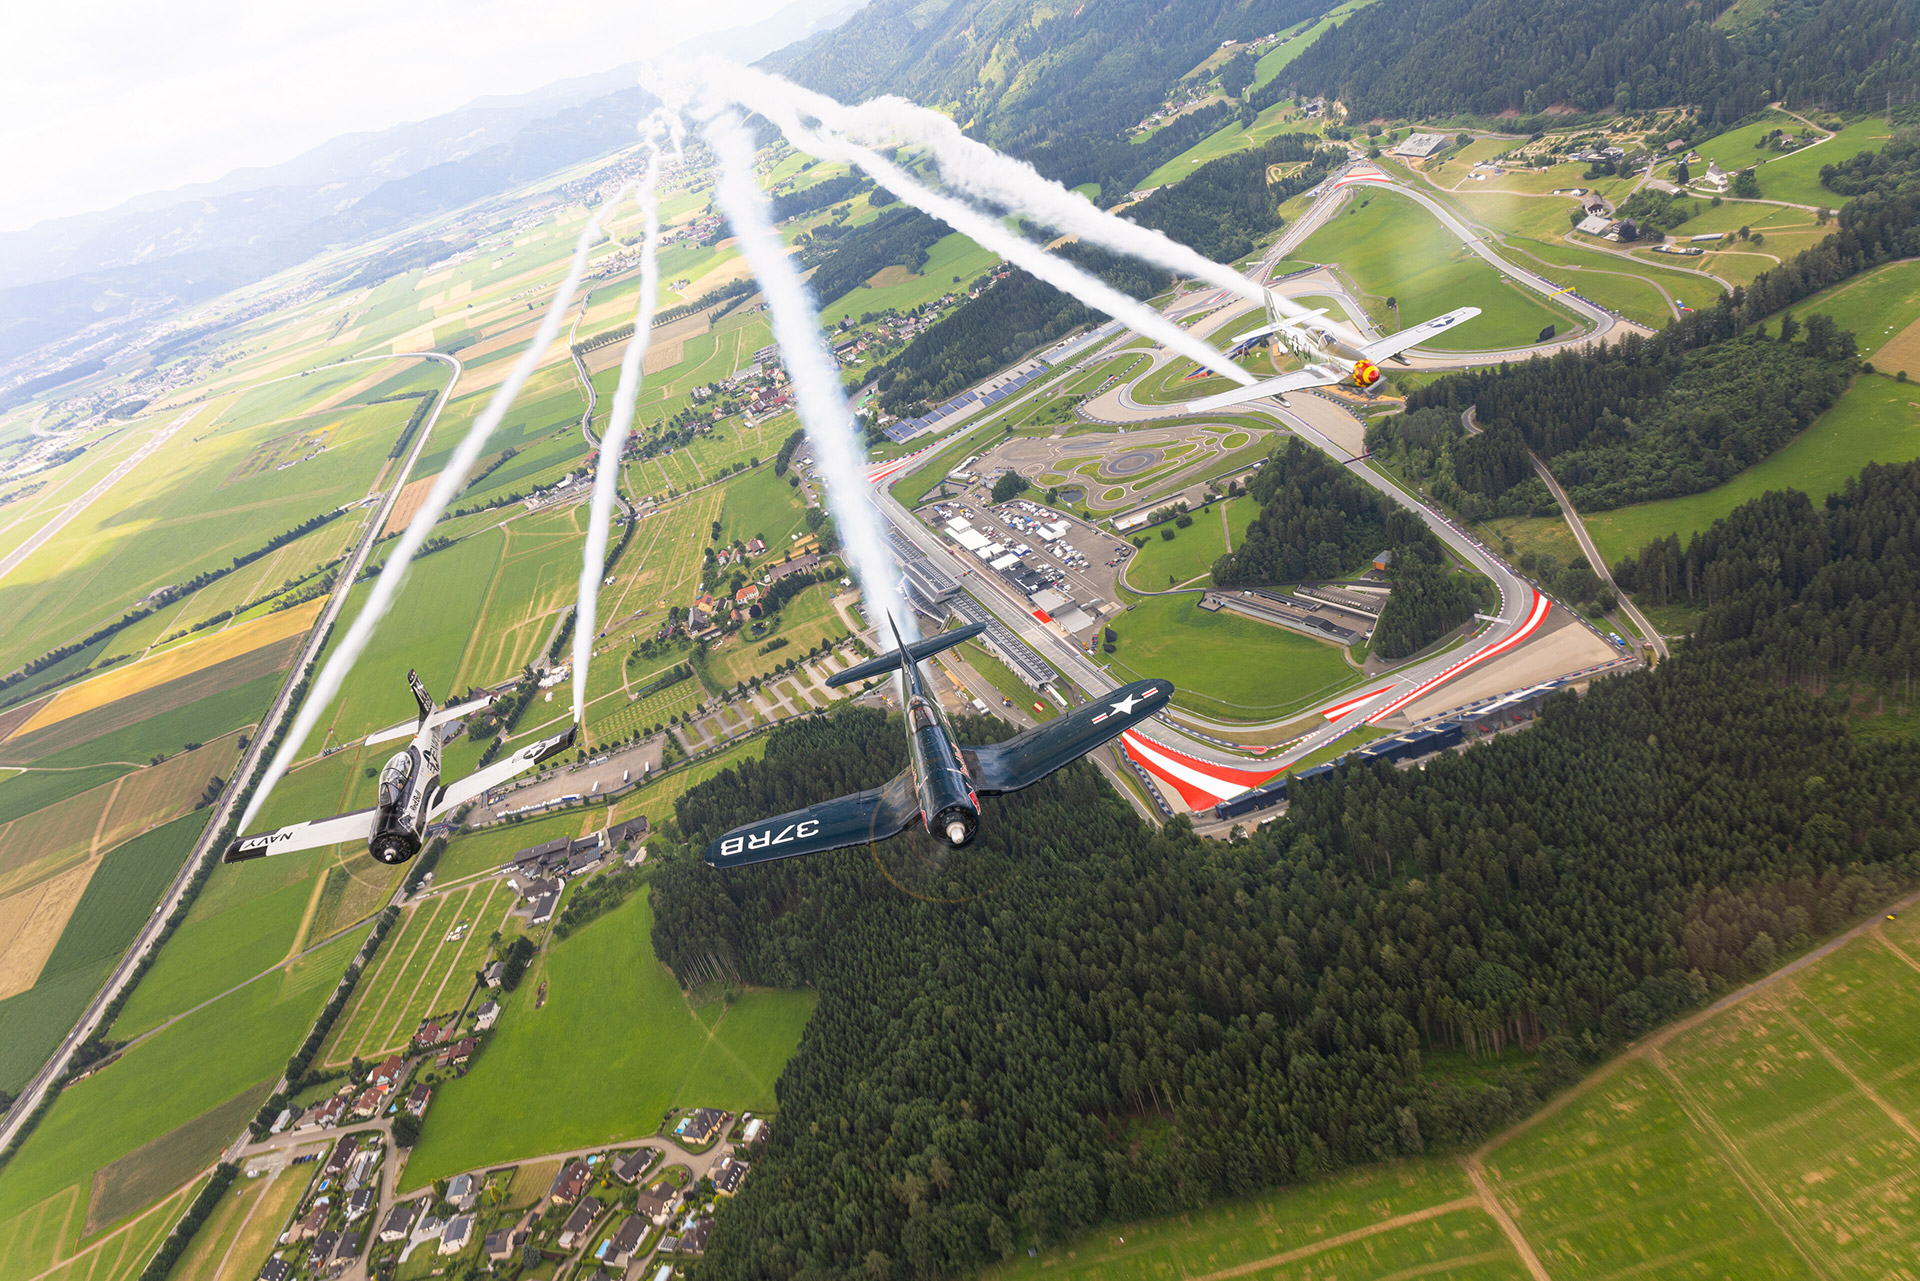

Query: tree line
[1286,0,1920,127]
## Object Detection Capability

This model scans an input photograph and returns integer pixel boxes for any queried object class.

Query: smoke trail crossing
[573,151,664,726]
[731,68,1371,350]
[744,98,1257,388]
[241,190,628,832]
[703,113,916,642]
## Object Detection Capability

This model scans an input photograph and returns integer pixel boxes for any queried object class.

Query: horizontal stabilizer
[364,691,497,747]
[827,622,987,687]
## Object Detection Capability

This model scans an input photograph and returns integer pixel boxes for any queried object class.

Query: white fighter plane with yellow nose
[1187,287,1481,411]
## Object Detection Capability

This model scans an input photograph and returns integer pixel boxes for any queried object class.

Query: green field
[15,668,284,772]
[704,584,851,689]
[990,1155,1521,1280]
[1106,593,1357,719]
[1125,499,1243,587]
[1490,234,1710,329]
[0,394,410,679]
[0,813,207,1091]
[399,885,814,1188]
[1251,0,1380,89]
[716,462,810,549]
[819,231,1002,325]
[0,927,364,1278]
[0,764,130,823]
[1696,115,1892,208]
[1767,257,1920,364]
[1300,191,1577,350]
[1584,375,1920,565]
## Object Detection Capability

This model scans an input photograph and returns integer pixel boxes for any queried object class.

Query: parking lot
[915,495,1136,641]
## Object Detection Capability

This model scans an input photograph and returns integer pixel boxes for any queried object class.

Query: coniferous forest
[648,453,1920,1280]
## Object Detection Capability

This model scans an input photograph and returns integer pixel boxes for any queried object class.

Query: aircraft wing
[1187,367,1342,414]
[363,691,499,747]
[705,767,920,869]
[427,723,578,820]
[225,809,378,863]
[1361,307,1482,363]
[964,678,1172,794]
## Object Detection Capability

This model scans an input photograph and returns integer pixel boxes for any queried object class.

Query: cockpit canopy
[378,751,415,807]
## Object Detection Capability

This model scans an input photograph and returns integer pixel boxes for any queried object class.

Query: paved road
[0,351,463,1155]
[0,405,204,586]
[1528,450,1670,661]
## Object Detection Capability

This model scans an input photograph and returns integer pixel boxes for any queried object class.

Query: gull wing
[964,678,1172,794]
[1361,306,1482,363]
[705,767,921,869]
[225,809,377,863]
[1187,367,1341,413]
[427,724,578,820]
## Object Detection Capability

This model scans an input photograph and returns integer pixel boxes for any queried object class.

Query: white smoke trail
[573,150,664,727]
[241,190,628,833]
[703,113,916,642]
[738,94,1256,386]
[731,67,1371,349]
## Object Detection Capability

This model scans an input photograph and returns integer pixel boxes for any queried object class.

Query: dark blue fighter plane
[704,619,1171,869]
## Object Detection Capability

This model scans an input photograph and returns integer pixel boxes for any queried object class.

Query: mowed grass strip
[365,880,506,1058]
[331,893,455,1064]
[1585,375,1920,565]
[400,886,813,1188]
[0,765,129,825]
[35,1177,198,1281]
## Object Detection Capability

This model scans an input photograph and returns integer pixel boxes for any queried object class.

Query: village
[229,815,757,1281]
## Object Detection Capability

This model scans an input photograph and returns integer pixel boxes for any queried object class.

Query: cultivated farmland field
[400,886,812,1188]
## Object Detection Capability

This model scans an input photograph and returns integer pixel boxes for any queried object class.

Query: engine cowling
[1351,358,1382,388]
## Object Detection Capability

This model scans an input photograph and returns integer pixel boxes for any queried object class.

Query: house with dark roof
[634,1183,675,1225]
[613,1147,654,1183]
[446,1172,476,1209]
[258,1257,291,1281]
[678,1218,713,1254]
[435,1036,476,1068]
[439,1214,474,1255]
[405,1083,431,1116]
[378,1202,416,1244]
[345,1188,374,1220]
[306,1230,338,1270]
[530,891,558,924]
[712,1154,748,1196]
[474,998,500,1031]
[482,960,505,988]
[558,1196,604,1249]
[322,1134,356,1175]
[288,1204,328,1243]
[673,1108,727,1145]
[328,1232,361,1275]
[484,1227,515,1263]
[605,1215,648,1266]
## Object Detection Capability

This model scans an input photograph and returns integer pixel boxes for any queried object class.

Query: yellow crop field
[12,600,323,739]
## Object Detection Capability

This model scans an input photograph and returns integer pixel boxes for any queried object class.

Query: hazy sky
[0,0,798,232]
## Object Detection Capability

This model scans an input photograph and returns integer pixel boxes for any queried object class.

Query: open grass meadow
[1106,593,1358,720]
[1124,498,1243,588]
[0,393,410,679]
[0,926,365,1278]
[1584,375,1920,566]
[704,584,851,689]
[716,462,810,550]
[1300,191,1578,351]
[1489,235,1704,329]
[314,529,505,743]
[819,231,1001,326]
[399,885,814,1189]
[0,812,208,1091]
[1765,257,1920,365]
[1695,116,1892,208]
[167,1159,313,1281]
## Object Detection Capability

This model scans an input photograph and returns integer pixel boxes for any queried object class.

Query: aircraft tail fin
[827,621,987,688]
[407,669,434,723]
